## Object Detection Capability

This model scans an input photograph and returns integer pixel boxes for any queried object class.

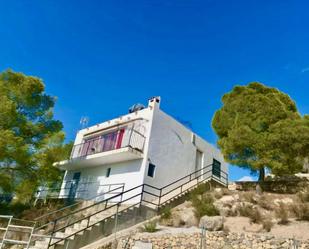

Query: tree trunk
[258,167,265,182]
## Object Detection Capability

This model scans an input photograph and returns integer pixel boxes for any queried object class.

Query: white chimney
[148,96,161,109]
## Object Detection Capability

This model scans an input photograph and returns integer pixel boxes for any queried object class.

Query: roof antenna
[80,116,89,129]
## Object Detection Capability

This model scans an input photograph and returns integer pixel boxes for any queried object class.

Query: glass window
[212,159,221,178]
[106,168,111,178]
[147,163,156,178]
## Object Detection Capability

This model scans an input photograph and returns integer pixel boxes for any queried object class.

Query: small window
[106,168,111,178]
[212,159,221,178]
[147,163,156,178]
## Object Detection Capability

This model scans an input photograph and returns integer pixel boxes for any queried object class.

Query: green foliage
[191,193,219,219]
[212,82,309,180]
[190,182,211,198]
[143,221,158,233]
[0,69,72,203]
[159,206,172,220]
[0,202,30,217]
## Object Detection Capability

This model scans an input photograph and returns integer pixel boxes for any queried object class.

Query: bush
[249,208,263,224]
[237,204,263,224]
[159,206,171,220]
[143,221,158,233]
[0,202,30,218]
[241,192,256,204]
[190,182,211,199]
[237,204,253,217]
[298,187,309,203]
[192,194,219,219]
[290,203,309,221]
[262,219,273,232]
[258,195,273,211]
[275,203,289,224]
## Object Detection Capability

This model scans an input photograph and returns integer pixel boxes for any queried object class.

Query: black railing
[35,181,125,201]
[70,128,146,159]
[33,184,125,233]
[45,163,228,247]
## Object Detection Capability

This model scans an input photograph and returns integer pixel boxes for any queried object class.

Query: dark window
[147,163,156,178]
[212,159,221,178]
[106,168,111,178]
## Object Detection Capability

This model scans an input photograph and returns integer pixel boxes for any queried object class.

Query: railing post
[140,185,144,205]
[128,128,134,147]
[48,219,57,248]
[158,188,162,207]
[87,216,90,228]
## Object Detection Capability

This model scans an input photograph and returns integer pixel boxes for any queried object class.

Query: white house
[55,97,228,203]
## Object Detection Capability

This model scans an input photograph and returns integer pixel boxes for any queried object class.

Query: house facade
[55,97,228,202]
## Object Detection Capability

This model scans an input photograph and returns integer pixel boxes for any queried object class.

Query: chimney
[148,96,161,109]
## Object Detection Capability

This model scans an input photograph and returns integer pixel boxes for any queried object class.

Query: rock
[132,241,153,249]
[172,206,198,227]
[199,216,224,231]
[219,195,235,204]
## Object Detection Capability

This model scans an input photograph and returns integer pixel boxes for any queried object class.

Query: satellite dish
[129,103,145,113]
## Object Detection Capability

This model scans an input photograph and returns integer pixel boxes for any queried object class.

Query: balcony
[56,128,146,170]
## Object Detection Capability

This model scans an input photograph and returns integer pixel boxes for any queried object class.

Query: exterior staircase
[1,163,227,249]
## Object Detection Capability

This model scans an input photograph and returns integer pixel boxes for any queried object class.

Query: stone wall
[119,231,309,249]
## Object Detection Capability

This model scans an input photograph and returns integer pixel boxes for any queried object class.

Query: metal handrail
[70,128,146,159]
[34,185,125,232]
[29,163,228,248]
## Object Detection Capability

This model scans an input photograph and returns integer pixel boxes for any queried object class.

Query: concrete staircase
[29,204,136,249]
[19,163,227,249]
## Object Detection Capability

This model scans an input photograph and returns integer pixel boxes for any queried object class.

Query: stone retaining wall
[119,231,309,249]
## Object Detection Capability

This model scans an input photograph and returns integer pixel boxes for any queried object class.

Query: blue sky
[0,1,308,181]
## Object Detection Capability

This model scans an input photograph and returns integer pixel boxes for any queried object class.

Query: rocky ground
[115,186,309,249]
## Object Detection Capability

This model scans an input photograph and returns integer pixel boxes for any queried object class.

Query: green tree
[0,70,72,203]
[212,82,309,181]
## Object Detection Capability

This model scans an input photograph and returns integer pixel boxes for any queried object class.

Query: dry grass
[298,187,309,203]
[249,208,263,224]
[262,219,274,232]
[237,204,263,224]
[241,192,257,204]
[275,203,289,225]
[258,195,273,211]
[290,203,309,221]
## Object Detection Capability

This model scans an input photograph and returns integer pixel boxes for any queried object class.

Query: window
[106,168,111,178]
[212,159,221,178]
[147,163,156,178]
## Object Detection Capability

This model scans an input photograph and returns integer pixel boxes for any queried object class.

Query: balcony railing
[70,128,146,159]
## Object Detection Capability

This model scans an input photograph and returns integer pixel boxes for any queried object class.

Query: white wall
[60,101,157,203]
[61,159,145,202]
[144,107,228,190]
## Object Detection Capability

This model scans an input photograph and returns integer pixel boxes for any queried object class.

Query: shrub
[275,203,289,224]
[237,204,252,217]
[237,204,263,224]
[262,219,273,232]
[290,203,309,221]
[159,206,171,220]
[241,192,257,204]
[249,208,263,224]
[298,187,309,203]
[190,182,211,199]
[192,194,219,219]
[258,195,273,211]
[143,221,158,233]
